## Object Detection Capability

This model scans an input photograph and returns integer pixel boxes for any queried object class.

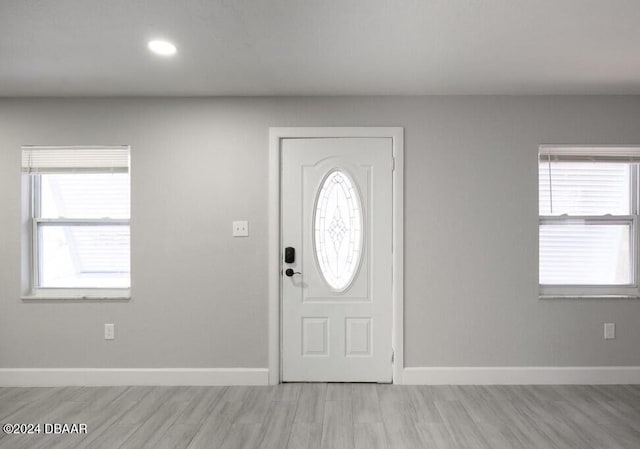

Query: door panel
[282,137,393,382]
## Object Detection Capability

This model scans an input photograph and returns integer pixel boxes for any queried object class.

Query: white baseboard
[0,368,269,387]
[4,366,638,387]
[401,366,640,385]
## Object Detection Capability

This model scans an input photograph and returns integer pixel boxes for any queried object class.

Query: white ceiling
[2,0,640,96]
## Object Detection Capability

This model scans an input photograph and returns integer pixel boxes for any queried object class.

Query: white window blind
[22,146,129,173]
[539,146,640,163]
[538,162,631,216]
[539,223,631,285]
[539,146,640,294]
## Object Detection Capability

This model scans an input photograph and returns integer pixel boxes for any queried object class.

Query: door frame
[268,127,404,385]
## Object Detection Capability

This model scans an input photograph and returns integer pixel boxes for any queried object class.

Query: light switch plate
[604,322,615,340]
[104,323,115,340]
[232,221,249,237]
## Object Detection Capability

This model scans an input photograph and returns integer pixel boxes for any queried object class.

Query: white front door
[281,137,394,382]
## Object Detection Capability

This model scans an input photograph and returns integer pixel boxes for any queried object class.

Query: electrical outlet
[232,221,249,237]
[104,323,115,340]
[604,323,615,340]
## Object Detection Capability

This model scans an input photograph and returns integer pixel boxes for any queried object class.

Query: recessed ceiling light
[148,40,177,56]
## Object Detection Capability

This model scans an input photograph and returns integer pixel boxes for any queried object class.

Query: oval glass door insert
[314,169,363,291]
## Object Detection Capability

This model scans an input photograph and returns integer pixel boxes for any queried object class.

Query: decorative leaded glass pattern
[314,169,363,291]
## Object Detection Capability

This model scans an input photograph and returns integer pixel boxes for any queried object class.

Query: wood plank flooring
[1,384,640,448]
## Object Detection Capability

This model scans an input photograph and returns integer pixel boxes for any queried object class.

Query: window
[313,169,363,291]
[22,146,130,298]
[539,146,640,298]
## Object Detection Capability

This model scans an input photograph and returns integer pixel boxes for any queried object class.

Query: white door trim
[268,127,404,385]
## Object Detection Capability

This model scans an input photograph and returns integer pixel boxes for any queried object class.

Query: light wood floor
[1,383,640,448]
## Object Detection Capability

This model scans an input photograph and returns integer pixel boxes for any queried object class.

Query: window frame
[539,149,640,299]
[24,169,131,300]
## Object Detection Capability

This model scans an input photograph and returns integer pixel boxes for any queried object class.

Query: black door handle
[285,268,301,277]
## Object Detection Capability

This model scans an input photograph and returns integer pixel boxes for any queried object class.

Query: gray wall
[1,96,639,369]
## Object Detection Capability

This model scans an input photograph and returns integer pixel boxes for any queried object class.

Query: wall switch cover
[604,323,615,340]
[104,323,115,340]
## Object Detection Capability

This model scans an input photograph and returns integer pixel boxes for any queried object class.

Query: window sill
[539,295,640,300]
[22,295,131,301]
[22,289,131,301]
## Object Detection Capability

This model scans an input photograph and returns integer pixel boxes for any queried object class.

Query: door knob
[285,268,301,277]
